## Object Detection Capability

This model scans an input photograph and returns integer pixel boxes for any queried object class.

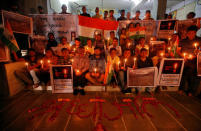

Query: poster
[118,20,156,41]
[30,14,78,43]
[127,67,158,87]
[2,10,33,34]
[50,65,73,93]
[197,53,201,76]
[157,20,177,39]
[150,41,165,54]
[158,58,184,86]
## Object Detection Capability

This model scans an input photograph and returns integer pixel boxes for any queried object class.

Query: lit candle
[127,42,131,48]
[133,57,137,67]
[47,60,51,64]
[71,59,74,63]
[194,42,198,49]
[76,69,80,73]
[183,53,187,59]
[150,38,154,41]
[73,48,76,52]
[25,62,29,68]
[168,47,171,52]
[160,53,164,57]
[40,60,44,68]
[188,54,193,60]
[94,68,97,74]
[63,69,67,75]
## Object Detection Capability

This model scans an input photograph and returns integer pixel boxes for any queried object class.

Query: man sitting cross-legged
[85,47,105,85]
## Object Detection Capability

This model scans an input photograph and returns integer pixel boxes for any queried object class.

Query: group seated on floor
[14,25,201,97]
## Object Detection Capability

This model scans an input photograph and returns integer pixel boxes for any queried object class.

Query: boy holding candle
[85,47,105,85]
[178,25,201,96]
[118,49,134,93]
[72,47,89,95]
[84,38,94,56]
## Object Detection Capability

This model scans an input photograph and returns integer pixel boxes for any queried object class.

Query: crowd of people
[5,4,200,97]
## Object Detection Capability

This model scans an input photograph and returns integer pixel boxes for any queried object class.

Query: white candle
[133,57,137,67]
[194,42,198,49]
[124,59,127,68]
[25,62,29,68]
[47,60,51,64]
[94,68,97,74]
[40,60,44,68]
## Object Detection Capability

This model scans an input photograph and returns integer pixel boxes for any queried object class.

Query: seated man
[108,37,122,56]
[72,47,89,95]
[39,49,58,85]
[136,48,153,94]
[57,48,71,65]
[118,49,134,93]
[85,47,105,85]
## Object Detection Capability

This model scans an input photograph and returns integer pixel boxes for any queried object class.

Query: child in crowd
[84,38,94,56]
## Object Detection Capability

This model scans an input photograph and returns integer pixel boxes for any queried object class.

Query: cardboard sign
[197,53,201,76]
[127,67,158,87]
[2,10,33,34]
[157,20,177,39]
[50,65,73,93]
[158,58,184,86]
[0,40,10,62]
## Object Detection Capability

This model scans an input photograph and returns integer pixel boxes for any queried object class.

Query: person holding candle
[15,49,41,89]
[108,37,122,56]
[107,31,115,47]
[106,48,120,85]
[72,47,89,95]
[118,49,134,93]
[85,47,105,85]
[70,38,82,57]
[136,48,153,94]
[39,49,58,85]
[178,25,201,96]
[58,37,71,51]
[84,38,94,56]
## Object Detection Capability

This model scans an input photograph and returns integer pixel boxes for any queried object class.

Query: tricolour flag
[0,20,19,52]
[78,15,119,45]
[128,27,146,40]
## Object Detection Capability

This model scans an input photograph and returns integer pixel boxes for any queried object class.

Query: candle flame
[47,60,51,64]
[25,62,28,66]
[40,60,43,64]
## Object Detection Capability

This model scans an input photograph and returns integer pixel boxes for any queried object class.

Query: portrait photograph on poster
[158,58,184,86]
[127,67,158,87]
[198,53,201,76]
[50,65,73,93]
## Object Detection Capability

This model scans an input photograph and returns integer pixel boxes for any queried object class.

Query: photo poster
[157,20,177,39]
[177,18,199,40]
[50,65,73,93]
[31,35,47,56]
[30,14,78,43]
[127,67,158,87]
[2,10,33,34]
[118,20,156,42]
[158,58,184,86]
[197,53,201,76]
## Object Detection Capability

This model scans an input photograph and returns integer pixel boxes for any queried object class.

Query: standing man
[92,7,102,19]
[80,6,91,17]
[143,10,154,20]
[60,4,70,14]
[117,10,126,21]
[132,10,141,20]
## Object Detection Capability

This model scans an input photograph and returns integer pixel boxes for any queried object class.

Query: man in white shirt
[108,37,122,56]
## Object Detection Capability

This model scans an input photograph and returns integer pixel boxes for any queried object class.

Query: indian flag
[128,27,146,40]
[0,20,19,52]
[78,15,119,45]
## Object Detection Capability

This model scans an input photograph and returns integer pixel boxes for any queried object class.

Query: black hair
[140,48,148,52]
[75,38,81,42]
[146,10,151,13]
[136,10,140,13]
[187,12,196,18]
[110,48,116,53]
[135,22,141,27]
[61,48,68,52]
[94,47,101,50]
[187,25,198,32]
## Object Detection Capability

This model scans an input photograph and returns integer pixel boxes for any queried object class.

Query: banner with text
[31,14,78,42]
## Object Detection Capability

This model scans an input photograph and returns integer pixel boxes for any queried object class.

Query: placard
[158,58,184,86]
[157,20,177,39]
[127,67,158,87]
[30,14,78,43]
[2,10,33,34]
[197,53,201,76]
[50,65,73,93]
[31,35,47,55]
